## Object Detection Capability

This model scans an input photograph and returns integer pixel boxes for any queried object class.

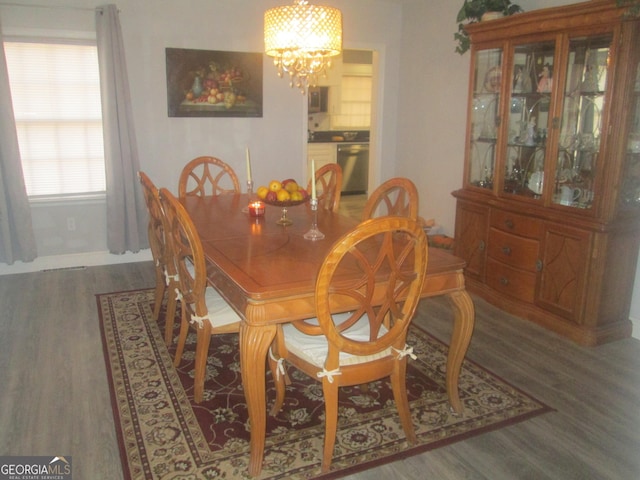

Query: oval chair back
[178,156,241,199]
[138,171,178,345]
[362,177,419,221]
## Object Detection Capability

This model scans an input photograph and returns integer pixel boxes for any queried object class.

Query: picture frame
[166,48,263,118]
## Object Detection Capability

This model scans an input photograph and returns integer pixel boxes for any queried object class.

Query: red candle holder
[248,201,265,217]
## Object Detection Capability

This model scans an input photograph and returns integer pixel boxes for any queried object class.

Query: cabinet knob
[502,246,512,255]
[505,219,514,229]
[536,259,543,272]
[500,277,509,286]
[479,240,486,251]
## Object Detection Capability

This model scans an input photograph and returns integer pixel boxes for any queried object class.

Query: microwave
[308,86,329,113]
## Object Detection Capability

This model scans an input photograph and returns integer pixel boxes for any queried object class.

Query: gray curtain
[96,4,147,254]
[0,15,37,264]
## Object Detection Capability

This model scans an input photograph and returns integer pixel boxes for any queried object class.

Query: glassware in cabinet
[467,48,502,189]
[620,61,640,209]
[503,41,555,199]
[554,34,612,209]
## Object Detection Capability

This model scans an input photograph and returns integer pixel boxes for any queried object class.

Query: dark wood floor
[1,194,639,479]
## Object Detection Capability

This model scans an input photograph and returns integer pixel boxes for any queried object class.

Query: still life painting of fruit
[166,48,263,117]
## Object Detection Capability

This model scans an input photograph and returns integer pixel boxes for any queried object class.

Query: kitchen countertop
[308,130,370,143]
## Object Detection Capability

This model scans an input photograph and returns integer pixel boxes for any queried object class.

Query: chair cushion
[204,286,241,328]
[282,314,391,368]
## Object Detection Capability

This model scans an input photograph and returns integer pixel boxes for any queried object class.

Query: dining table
[181,193,475,477]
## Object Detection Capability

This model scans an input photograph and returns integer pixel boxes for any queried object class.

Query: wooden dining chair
[268,216,428,472]
[158,187,241,403]
[178,156,241,199]
[138,171,179,345]
[307,163,343,212]
[361,177,419,221]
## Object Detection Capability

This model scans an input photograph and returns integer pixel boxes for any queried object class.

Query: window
[331,75,372,129]
[339,75,372,127]
[4,40,105,197]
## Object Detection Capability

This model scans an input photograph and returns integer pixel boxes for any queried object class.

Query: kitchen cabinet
[452,0,640,345]
[454,200,489,281]
[307,143,337,173]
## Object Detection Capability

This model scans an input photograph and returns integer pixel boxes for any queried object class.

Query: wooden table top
[183,193,466,303]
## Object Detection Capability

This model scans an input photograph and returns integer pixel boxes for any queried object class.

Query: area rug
[97,288,552,480]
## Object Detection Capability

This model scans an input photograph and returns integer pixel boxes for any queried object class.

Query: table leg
[240,321,276,477]
[445,290,475,414]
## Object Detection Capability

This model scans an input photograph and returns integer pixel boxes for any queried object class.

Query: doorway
[306,49,377,196]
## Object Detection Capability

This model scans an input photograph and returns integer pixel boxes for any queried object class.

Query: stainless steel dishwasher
[337,143,369,194]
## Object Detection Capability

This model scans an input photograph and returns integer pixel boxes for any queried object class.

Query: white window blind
[4,40,106,197]
[332,75,372,128]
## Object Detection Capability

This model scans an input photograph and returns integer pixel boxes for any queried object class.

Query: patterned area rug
[97,288,551,479]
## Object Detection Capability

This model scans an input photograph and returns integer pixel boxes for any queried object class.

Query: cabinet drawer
[486,258,536,303]
[488,228,539,272]
[490,209,542,238]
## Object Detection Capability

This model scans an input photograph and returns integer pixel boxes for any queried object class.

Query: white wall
[1,0,639,338]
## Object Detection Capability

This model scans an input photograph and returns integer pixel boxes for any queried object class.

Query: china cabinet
[452,0,640,345]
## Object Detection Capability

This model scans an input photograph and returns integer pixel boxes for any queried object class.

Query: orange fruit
[276,189,290,202]
[256,186,269,200]
[269,180,282,192]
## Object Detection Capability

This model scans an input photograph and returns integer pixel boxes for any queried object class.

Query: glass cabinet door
[468,48,502,189]
[503,41,555,198]
[554,34,612,209]
[620,61,640,209]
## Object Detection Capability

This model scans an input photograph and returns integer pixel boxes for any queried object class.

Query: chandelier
[264,0,342,94]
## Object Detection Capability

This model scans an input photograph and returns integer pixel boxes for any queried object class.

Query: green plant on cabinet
[455,0,523,55]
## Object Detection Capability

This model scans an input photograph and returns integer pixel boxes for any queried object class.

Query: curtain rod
[0,2,100,12]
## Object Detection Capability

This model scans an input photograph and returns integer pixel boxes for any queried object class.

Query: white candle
[310,158,316,200]
[245,146,252,183]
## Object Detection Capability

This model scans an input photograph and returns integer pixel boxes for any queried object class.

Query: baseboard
[0,250,153,276]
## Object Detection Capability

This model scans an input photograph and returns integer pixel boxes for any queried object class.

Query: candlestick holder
[304,198,325,240]
[276,206,293,226]
[242,180,255,213]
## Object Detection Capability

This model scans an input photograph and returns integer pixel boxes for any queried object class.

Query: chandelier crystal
[264,0,342,94]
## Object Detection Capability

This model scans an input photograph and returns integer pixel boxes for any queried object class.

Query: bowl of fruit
[257,179,310,206]
[256,179,310,225]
